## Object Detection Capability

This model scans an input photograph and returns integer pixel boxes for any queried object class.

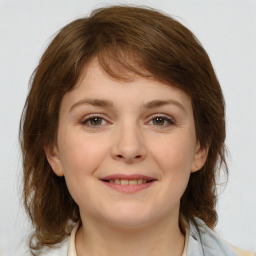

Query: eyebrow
[144,99,186,112]
[69,98,186,113]
[69,99,114,113]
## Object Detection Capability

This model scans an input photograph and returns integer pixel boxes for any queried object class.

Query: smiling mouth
[102,179,155,185]
[99,175,157,193]
[100,173,157,194]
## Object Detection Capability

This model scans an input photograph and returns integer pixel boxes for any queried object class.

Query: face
[45,58,207,229]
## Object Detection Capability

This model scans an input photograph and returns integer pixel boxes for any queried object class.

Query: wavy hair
[19,5,227,254]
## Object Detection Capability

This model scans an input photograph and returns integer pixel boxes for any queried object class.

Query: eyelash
[150,116,175,127]
[80,114,175,129]
[80,115,107,127]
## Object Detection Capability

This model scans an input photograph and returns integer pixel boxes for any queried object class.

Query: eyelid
[149,114,175,121]
[80,114,109,127]
[147,114,176,127]
[79,113,176,129]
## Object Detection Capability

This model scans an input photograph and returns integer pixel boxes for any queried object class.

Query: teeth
[121,179,129,185]
[138,179,143,184]
[129,179,137,185]
[107,179,149,185]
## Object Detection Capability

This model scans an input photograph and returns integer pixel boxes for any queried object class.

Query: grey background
[0,0,255,252]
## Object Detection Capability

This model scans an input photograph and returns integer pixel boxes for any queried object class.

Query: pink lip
[100,174,156,180]
[99,174,157,194]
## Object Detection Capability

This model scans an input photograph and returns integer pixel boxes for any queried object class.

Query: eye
[149,115,175,127]
[80,115,108,128]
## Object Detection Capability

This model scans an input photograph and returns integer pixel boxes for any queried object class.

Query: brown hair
[20,5,227,253]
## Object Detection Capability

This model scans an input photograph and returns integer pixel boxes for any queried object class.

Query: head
[20,5,227,251]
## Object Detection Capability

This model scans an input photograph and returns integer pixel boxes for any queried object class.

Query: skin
[45,58,208,256]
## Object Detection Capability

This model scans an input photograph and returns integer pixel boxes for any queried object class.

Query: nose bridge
[112,117,146,163]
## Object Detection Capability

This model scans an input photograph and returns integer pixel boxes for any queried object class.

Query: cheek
[58,133,108,206]
[150,134,196,173]
[148,132,195,202]
[58,131,108,176]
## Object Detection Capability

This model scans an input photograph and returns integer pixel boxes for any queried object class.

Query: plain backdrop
[0,0,255,252]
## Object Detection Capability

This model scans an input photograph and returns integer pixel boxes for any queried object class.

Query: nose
[111,122,146,164]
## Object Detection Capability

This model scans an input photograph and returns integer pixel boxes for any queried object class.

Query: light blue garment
[187,218,237,256]
[1,218,249,255]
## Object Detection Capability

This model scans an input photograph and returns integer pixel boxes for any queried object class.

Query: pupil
[91,118,102,125]
[154,117,164,125]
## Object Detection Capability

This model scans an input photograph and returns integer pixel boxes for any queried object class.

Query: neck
[76,213,185,256]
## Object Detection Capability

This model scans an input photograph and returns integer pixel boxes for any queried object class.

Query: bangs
[96,45,153,81]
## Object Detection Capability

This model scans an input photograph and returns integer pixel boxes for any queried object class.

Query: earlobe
[191,142,209,173]
[43,144,64,177]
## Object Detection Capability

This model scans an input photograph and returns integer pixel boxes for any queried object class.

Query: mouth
[101,179,155,185]
[99,174,157,193]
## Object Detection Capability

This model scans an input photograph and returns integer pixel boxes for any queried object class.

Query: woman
[18,5,254,256]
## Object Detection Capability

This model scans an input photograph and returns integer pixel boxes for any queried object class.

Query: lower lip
[101,180,156,193]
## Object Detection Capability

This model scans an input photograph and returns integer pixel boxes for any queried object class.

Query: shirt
[66,218,255,256]
[1,218,255,255]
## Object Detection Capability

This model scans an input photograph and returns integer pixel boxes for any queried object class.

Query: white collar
[67,222,189,256]
[67,222,80,256]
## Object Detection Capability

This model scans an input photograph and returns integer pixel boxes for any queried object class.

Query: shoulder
[230,245,256,256]
[187,218,255,256]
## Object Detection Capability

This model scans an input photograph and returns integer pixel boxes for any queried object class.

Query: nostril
[115,154,144,162]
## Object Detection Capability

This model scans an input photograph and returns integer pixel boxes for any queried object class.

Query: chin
[97,207,161,230]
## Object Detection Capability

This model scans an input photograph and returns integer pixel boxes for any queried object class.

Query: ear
[44,144,64,177]
[191,141,209,173]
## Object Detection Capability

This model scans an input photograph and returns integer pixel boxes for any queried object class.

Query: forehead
[76,58,188,94]
[58,58,193,118]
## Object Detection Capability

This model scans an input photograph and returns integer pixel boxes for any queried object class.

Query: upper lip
[100,174,157,181]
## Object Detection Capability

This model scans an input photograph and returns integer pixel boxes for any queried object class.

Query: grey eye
[150,116,175,126]
[152,117,165,125]
[81,116,107,127]
[89,117,103,126]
